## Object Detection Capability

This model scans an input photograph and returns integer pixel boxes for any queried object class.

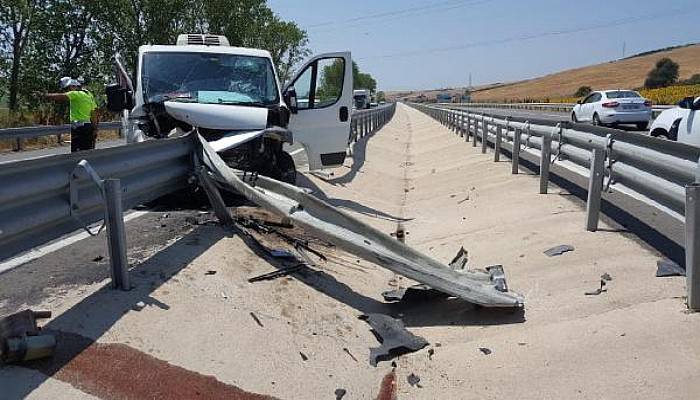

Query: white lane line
[0,211,149,275]
[289,148,305,156]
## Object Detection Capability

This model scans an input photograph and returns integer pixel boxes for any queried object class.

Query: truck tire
[276,151,297,185]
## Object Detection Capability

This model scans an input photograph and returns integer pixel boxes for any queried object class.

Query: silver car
[572,90,652,130]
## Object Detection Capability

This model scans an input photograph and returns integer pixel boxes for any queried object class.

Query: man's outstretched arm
[39,92,69,102]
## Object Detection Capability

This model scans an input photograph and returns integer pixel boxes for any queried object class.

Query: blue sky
[268,0,699,91]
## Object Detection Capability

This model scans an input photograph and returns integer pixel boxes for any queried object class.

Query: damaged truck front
[106,34,355,183]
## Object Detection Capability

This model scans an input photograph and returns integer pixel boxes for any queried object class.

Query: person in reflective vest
[40,77,99,152]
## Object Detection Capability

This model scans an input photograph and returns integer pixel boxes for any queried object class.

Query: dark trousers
[71,123,96,153]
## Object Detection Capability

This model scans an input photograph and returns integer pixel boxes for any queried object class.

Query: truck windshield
[142,52,279,106]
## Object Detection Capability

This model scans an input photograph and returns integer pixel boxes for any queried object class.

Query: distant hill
[470,43,700,102]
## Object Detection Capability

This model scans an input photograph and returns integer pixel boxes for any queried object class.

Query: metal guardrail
[410,102,700,309]
[349,103,396,143]
[0,105,398,263]
[437,102,675,118]
[0,122,123,151]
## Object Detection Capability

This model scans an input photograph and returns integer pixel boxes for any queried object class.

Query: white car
[649,96,700,145]
[572,90,652,130]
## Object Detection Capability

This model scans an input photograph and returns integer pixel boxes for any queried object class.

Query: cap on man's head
[59,77,81,89]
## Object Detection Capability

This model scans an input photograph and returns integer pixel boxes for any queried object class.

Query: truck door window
[314,58,345,108]
[291,57,345,110]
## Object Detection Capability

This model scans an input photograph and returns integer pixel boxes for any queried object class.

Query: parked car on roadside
[649,96,700,145]
[571,90,652,130]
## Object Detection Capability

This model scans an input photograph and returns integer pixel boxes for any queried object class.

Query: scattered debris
[457,195,470,204]
[656,259,685,277]
[92,255,104,262]
[585,279,607,296]
[407,373,422,388]
[0,310,55,363]
[544,244,575,257]
[428,348,435,359]
[601,272,613,281]
[359,313,428,366]
[450,194,456,198]
[478,347,492,355]
[204,270,217,275]
[132,301,146,311]
[343,347,358,362]
[487,265,508,292]
[184,216,200,225]
[435,342,442,347]
[517,342,527,346]
[221,292,228,299]
[448,246,469,270]
[248,264,306,283]
[269,249,295,258]
[249,312,264,328]
[334,388,347,400]
[299,352,308,361]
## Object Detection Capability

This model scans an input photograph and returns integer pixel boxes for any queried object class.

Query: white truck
[106,34,353,183]
[649,96,700,146]
[353,89,371,110]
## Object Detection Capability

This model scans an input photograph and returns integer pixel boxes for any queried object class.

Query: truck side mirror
[105,83,133,112]
[283,87,298,114]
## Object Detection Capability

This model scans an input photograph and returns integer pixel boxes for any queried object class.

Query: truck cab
[353,89,371,110]
[106,34,353,182]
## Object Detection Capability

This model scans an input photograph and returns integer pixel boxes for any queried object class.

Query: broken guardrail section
[196,134,524,308]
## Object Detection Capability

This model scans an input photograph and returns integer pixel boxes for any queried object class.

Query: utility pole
[622,41,626,58]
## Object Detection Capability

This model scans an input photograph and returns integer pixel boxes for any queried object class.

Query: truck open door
[284,52,352,171]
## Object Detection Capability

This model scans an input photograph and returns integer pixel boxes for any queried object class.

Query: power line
[309,0,494,34]
[358,8,692,60]
[306,0,489,29]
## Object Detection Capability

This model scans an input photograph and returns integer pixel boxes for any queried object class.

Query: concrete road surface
[0,103,697,399]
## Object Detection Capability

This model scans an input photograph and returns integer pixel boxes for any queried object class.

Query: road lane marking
[0,211,148,275]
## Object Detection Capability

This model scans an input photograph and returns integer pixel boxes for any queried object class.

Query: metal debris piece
[487,265,508,292]
[428,348,435,359]
[92,255,104,262]
[359,313,429,366]
[585,279,607,296]
[270,249,295,258]
[0,310,55,364]
[249,312,264,327]
[204,270,217,275]
[334,388,347,400]
[656,259,685,277]
[248,264,306,283]
[299,352,308,361]
[448,247,469,271]
[343,347,358,362]
[544,244,575,257]
[478,347,492,355]
[407,373,422,388]
[132,301,146,311]
[601,273,613,281]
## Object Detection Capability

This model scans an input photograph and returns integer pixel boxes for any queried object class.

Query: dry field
[471,44,700,101]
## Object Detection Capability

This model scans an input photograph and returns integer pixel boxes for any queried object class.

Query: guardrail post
[473,115,479,148]
[512,127,521,174]
[465,114,471,142]
[494,123,503,162]
[103,179,130,291]
[481,117,488,154]
[585,148,605,231]
[539,133,552,194]
[13,138,23,152]
[686,183,700,310]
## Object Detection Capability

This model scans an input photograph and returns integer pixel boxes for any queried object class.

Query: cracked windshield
[142,52,278,106]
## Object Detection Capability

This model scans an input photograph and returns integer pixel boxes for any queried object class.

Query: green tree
[0,0,45,111]
[644,57,679,89]
[352,61,376,92]
[574,85,592,97]
[376,91,385,102]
